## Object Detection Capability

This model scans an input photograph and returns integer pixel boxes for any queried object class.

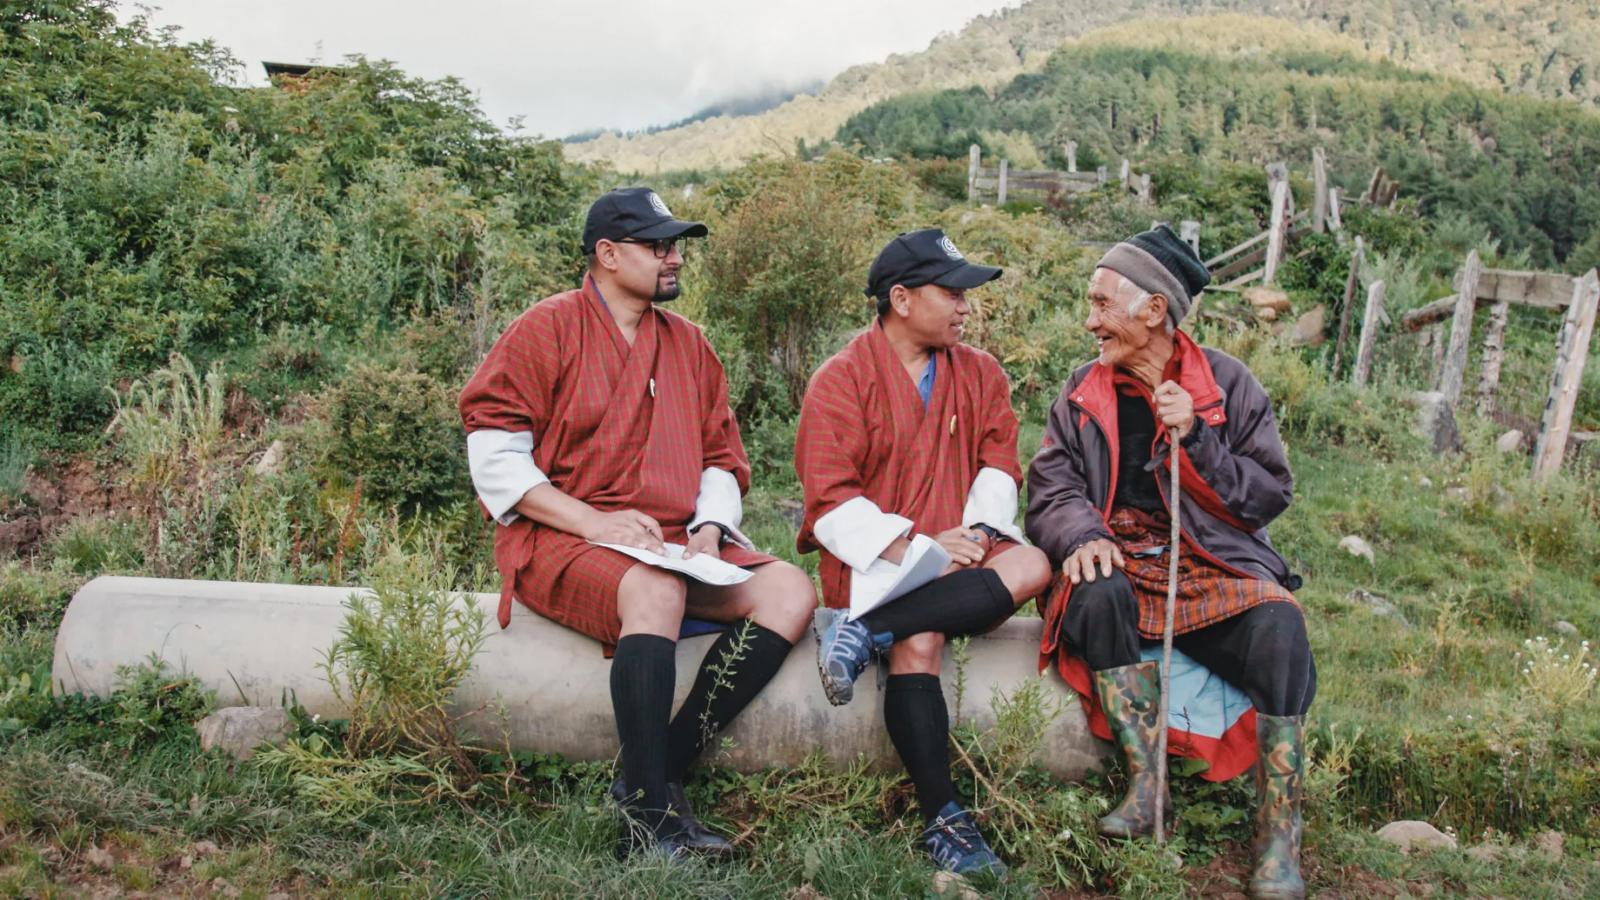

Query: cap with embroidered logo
[865,228,1002,299]
[581,187,708,254]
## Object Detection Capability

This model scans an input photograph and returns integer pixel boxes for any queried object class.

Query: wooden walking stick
[1153,425,1182,845]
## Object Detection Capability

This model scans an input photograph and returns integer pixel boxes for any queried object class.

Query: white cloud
[124,0,1020,138]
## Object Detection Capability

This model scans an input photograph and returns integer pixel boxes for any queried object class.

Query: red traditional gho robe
[794,321,1024,610]
[458,278,774,650]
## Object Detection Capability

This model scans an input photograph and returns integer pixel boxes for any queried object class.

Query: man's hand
[582,509,665,554]
[1153,380,1195,440]
[933,526,988,569]
[682,524,722,560]
[1063,538,1125,585]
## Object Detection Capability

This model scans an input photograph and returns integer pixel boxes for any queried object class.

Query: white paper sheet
[588,541,755,586]
[846,534,952,622]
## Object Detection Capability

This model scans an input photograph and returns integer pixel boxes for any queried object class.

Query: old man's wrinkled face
[1084,267,1160,369]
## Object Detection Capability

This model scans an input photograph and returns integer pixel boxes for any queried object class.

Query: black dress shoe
[666,781,735,858]
[609,777,735,858]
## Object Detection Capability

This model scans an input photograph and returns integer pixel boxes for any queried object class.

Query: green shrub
[321,551,486,769]
[0,564,79,632]
[321,363,470,511]
[45,516,144,577]
[686,153,913,421]
[106,656,214,751]
[0,434,31,506]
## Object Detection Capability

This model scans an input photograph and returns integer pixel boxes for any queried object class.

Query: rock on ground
[1409,391,1461,454]
[1338,535,1376,564]
[1376,820,1457,852]
[1553,620,1580,638]
[1495,429,1525,454]
[195,707,292,761]
[1244,286,1291,312]
[1290,304,1327,346]
[1347,589,1409,626]
[254,440,287,477]
[1533,830,1564,860]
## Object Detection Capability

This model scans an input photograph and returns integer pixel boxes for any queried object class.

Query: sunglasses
[617,237,683,259]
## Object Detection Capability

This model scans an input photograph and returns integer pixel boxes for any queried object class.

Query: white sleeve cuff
[813,495,914,573]
[466,429,549,526]
[687,467,754,551]
[962,466,1026,545]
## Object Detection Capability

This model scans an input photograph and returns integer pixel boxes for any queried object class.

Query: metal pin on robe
[649,378,656,398]
[949,414,957,435]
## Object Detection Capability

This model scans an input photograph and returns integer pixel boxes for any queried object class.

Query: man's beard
[651,278,681,303]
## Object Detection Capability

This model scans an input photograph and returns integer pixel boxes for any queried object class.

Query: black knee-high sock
[666,621,794,780]
[884,673,958,824]
[610,634,676,833]
[859,568,1013,641]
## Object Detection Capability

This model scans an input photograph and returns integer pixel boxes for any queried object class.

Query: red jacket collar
[1068,330,1227,428]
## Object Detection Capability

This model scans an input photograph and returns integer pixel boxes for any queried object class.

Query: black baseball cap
[865,228,1002,299]
[581,187,708,254]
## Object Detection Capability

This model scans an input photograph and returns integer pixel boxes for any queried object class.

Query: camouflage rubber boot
[1091,660,1169,838]
[1249,714,1306,900]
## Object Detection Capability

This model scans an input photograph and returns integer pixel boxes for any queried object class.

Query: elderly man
[1025,225,1314,899]
[459,188,817,860]
[796,228,1052,876]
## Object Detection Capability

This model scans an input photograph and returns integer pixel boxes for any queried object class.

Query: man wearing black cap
[460,187,818,860]
[794,228,1052,876]
[1025,225,1313,899]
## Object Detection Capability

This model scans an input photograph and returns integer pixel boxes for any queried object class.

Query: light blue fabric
[917,353,937,406]
[1139,644,1254,738]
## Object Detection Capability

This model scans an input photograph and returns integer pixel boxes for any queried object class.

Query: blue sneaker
[922,802,1007,877]
[814,608,892,706]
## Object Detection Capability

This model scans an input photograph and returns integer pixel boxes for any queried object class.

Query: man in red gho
[1024,225,1314,899]
[796,229,1052,877]
[458,188,817,861]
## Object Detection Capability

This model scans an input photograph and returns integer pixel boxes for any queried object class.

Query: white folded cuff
[466,429,549,526]
[687,467,755,551]
[813,495,914,573]
[962,466,1026,545]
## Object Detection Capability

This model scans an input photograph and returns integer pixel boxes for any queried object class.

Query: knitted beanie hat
[1094,224,1211,327]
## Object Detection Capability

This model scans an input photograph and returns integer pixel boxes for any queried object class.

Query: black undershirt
[1113,389,1166,515]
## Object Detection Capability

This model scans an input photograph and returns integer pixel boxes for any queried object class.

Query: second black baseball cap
[865,228,1002,299]
[581,187,708,254]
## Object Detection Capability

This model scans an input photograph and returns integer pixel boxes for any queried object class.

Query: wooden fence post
[1263,180,1289,285]
[1138,173,1152,203]
[1438,249,1482,407]
[1065,140,1078,173]
[1312,148,1329,233]
[1327,187,1343,231]
[997,158,1009,205]
[1119,158,1130,185]
[1352,279,1386,387]
[1096,165,1108,185]
[1475,294,1511,417]
[1179,220,1200,257]
[1332,236,1364,377]
[1533,269,1600,481]
[967,144,980,204]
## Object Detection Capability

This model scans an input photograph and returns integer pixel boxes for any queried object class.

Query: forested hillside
[838,20,1600,269]
[0,2,595,454]
[564,0,1600,172]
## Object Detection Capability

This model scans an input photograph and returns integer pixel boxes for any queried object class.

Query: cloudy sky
[127,1,1019,139]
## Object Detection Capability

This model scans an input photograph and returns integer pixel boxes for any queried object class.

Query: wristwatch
[690,521,732,545]
[972,523,1005,544]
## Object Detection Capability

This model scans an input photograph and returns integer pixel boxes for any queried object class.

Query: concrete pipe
[52,576,1108,779]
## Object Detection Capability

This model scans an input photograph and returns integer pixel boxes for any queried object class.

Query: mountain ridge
[563,0,1600,173]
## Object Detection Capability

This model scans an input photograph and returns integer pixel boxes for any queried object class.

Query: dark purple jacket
[1024,331,1295,587]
